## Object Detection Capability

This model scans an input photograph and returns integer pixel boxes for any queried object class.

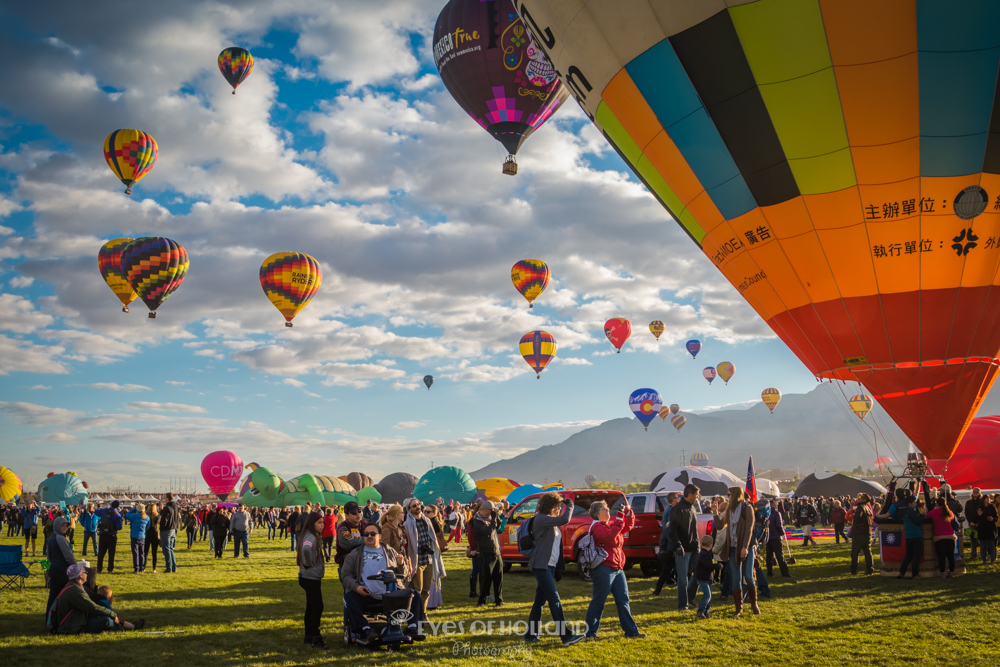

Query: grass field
[2,531,1000,666]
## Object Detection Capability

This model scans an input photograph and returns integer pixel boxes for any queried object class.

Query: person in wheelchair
[342,525,425,646]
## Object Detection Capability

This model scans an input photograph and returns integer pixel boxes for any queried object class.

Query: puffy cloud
[79,383,152,392]
[0,293,55,333]
[125,402,207,413]
[392,421,425,430]
[0,401,83,426]
[0,335,69,375]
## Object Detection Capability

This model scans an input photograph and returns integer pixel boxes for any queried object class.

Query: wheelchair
[343,570,423,650]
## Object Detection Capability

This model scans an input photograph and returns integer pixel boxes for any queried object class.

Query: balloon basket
[502,155,518,176]
[877,522,966,578]
[529,303,533,309]
[285,322,293,328]
[148,312,156,319]
[122,307,129,313]
[124,188,132,195]
[232,90,236,95]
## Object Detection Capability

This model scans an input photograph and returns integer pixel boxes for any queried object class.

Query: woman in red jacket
[584,500,645,640]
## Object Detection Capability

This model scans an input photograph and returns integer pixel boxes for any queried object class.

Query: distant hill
[470,384,1000,487]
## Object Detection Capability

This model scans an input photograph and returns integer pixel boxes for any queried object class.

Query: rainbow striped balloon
[519,330,557,378]
[259,252,322,327]
[120,237,189,318]
[103,129,157,195]
[98,238,139,312]
[218,47,254,94]
[511,259,550,308]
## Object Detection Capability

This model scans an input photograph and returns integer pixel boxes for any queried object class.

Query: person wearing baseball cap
[335,501,367,571]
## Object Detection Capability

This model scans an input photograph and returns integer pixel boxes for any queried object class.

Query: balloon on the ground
[517,0,1000,461]
[756,477,782,497]
[690,452,709,467]
[761,388,781,413]
[98,239,139,313]
[849,394,873,421]
[423,375,434,389]
[794,472,885,498]
[37,471,89,506]
[511,260,550,308]
[506,483,543,506]
[929,416,1000,490]
[240,463,357,507]
[103,129,157,195]
[475,477,520,499]
[413,466,478,505]
[357,486,383,504]
[120,237,189,318]
[650,466,743,496]
[629,388,662,431]
[344,472,375,493]
[0,466,23,503]
[201,450,244,501]
[670,404,680,415]
[218,47,254,94]
[519,330,557,378]
[670,414,686,432]
[604,318,632,353]
[703,367,717,384]
[374,472,419,505]
[717,362,735,384]
[874,456,893,468]
[649,320,664,339]
[686,340,701,358]
[259,252,322,327]
[433,0,569,174]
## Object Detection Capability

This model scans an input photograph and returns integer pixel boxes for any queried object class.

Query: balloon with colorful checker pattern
[103,129,157,195]
[120,237,189,318]
[218,47,254,94]
[98,238,139,313]
[259,252,322,327]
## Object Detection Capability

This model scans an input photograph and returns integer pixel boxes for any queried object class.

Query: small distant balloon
[584,474,597,485]
[519,330,557,378]
[670,414,686,432]
[628,388,662,432]
[849,394,874,421]
[761,388,781,413]
[686,340,701,358]
[423,375,434,390]
[218,47,254,94]
[670,403,679,415]
[604,318,632,353]
[649,321,664,340]
[511,260,550,308]
[703,367,717,385]
[658,406,671,421]
[717,362,735,384]
[690,452,708,466]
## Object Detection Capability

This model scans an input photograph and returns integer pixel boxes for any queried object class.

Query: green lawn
[2,531,999,666]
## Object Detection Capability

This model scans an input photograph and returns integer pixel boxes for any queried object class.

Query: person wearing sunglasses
[335,501,368,574]
[402,497,442,616]
[342,523,424,645]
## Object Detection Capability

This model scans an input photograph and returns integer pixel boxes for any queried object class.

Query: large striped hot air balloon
[511,259,550,308]
[0,466,23,503]
[259,252,322,327]
[519,330,557,378]
[103,129,157,195]
[98,238,139,312]
[517,0,1000,461]
[120,237,189,318]
[218,47,254,94]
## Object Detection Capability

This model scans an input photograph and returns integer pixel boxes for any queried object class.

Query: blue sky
[0,0,822,494]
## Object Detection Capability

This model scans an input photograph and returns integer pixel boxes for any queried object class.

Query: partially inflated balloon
[849,394,873,421]
[517,0,1000,460]
[511,260,550,308]
[98,238,139,312]
[520,330,557,378]
[433,0,569,173]
[761,388,781,413]
[670,414,686,432]
[259,252,322,327]
[629,388,662,431]
[703,367,717,384]
[649,320,665,340]
[424,375,434,390]
[670,403,679,415]
[0,466,23,503]
[604,318,631,353]
[218,47,254,94]
[686,340,701,359]
[103,129,157,195]
[201,450,244,501]
[120,237,189,318]
[717,362,735,385]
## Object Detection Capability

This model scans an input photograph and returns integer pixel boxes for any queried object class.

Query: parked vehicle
[622,492,715,577]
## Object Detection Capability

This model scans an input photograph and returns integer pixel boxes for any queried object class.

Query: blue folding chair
[0,544,31,592]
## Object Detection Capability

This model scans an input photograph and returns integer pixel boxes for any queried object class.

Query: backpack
[516,517,536,557]
[46,585,74,634]
[576,523,608,568]
[97,513,115,536]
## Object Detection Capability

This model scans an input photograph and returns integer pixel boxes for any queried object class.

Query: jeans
[674,551,696,610]
[298,576,323,638]
[131,537,146,572]
[82,531,97,556]
[851,534,873,574]
[85,614,118,634]
[696,580,712,614]
[267,522,277,540]
[186,527,197,548]
[322,536,334,562]
[727,546,755,593]
[161,529,177,572]
[980,538,997,563]
[900,536,923,576]
[290,531,298,552]
[199,523,209,540]
[766,539,789,576]
[754,562,770,596]
[233,529,249,557]
[585,565,639,637]
[527,566,571,641]
[97,534,117,572]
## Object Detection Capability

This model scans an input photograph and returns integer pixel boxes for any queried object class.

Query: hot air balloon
[218,47,254,94]
[511,259,550,308]
[649,320,665,339]
[433,0,569,174]
[690,452,709,466]
[658,406,671,421]
[849,394,874,421]
[413,466,478,505]
[519,330,557,378]
[686,340,701,358]
[761,388,781,413]
[120,237,189,318]
[0,466,23,503]
[98,238,139,312]
[703,367,717,384]
[103,129,157,195]
[874,456,893,469]
[423,375,434,389]
[670,414,686,432]
[604,318,632,353]
[584,474,598,485]
[259,252,322,327]
[670,403,680,415]
[476,477,521,499]
[717,362,735,385]
[201,450,244,501]
[629,388,662,431]
[928,416,1000,489]
[517,0,1000,462]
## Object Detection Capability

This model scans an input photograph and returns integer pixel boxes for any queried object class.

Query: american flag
[745,456,757,503]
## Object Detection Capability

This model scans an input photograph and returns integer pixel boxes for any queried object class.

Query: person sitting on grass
[694,534,715,620]
[94,585,145,631]
[52,562,118,634]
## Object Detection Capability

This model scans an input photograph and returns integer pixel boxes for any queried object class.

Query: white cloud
[126,402,207,413]
[392,421,425,430]
[0,335,69,375]
[282,378,306,388]
[80,383,152,392]
[316,362,406,388]
[26,385,51,390]
[9,276,34,288]
[0,293,55,333]
[0,401,83,426]
[164,381,188,386]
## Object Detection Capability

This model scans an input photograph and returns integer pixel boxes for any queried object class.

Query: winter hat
[66,561,89,579]
[111,500,120,510]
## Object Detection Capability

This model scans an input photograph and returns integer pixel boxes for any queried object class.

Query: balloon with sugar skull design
[604,318,632,353]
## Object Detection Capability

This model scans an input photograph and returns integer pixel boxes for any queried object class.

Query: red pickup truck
[622,492,715,576]
[499,488,626,577]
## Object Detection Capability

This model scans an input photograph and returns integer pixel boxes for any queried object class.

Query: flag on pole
[745,456,758,503]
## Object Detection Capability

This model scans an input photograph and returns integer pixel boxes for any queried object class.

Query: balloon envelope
[584,474,597,484]
[690,452,709,467]
[413,466,478,505]
[649,320,665,339]
[518,0,1000,461]
[717,362,735,384]
[671,414,687,432]
[218,47,254,93]
[629,388,662,430]
[686,340,701,358]
[929,415,1000,489]
[604,318,632,352]
[0,466,23,503]
[374,472,419,505]
[120,237,189,316]
[259,252,322,326]
[849,394,873,421]
[703,367,717,384]
[423,375,434,389]
[98,239,138,312]
[357,486,382,504]
[201,451,244,501]
[103,129,157,194]
[670,403,680,415]
[475,477,520,499]
[520,330,557,377]
[761,388,781,413]
[511,260,550,307]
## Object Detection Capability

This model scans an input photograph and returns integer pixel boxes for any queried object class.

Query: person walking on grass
[159,493,181,573]
[897,496,926,579]
[95,501,123,574]
[713,487,758,617]
[850,494,874,575]
[585,499,644,641]
[144,504,160,573]
[79,503,98,557]
[830,500,848,544]
[183,509,198,550]
[667,484,701,612]
[21,502,39,557]
[694,535,715,619]
[926,497,957,577]
[210,507,230,559]
[976,497,998,564]
[766,499,791,578]
[230,504,251,559]
[795,498,819,547]
[266,508,277,541]
[653,492,679,596]
[124,506,149,574]
[297,511,328,650]
[522,492,582,647]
